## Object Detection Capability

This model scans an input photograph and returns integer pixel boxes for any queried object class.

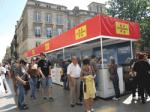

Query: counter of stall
[51,64,125,99]
[96,66,125,98]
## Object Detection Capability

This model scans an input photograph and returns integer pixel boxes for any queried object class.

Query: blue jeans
[41,77,52,88]
[18,84,25,109]
[29,77,37,98]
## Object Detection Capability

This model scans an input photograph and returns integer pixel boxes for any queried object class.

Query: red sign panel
[25,15,140,57]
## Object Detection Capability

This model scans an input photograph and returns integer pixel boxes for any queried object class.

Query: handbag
[23,74,30,91]
[60,74,67,82]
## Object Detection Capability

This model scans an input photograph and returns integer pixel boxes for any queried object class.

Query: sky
[0,0,107,62]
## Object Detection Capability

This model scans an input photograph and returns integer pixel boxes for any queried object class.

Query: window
[47,5,51,8]
[46,27,52,38]
[35,12,41,22]
[57,15,63,25]
[35,3,40,7]
[57,28,62,35]
[36,41,41,47]
[57,6,61,10]
[46,14,51,23]
[35,26,41,37]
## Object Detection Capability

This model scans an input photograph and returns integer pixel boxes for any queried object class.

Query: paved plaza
[0,79,150,112]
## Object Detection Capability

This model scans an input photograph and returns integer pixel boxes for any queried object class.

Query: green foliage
[107,0,150,51]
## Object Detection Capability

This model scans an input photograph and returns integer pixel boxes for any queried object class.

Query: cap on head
[19,59,27,65]
[83,56,89,60]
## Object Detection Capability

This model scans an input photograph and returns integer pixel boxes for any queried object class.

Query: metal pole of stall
[100,37,104,68]
[63,48,65,61]
[130,40,133,59]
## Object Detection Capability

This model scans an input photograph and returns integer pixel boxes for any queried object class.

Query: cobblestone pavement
[1,79,150,112]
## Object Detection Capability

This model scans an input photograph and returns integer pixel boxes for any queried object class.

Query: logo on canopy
[75,25,87,40]
[115,22,130,35]
[45,42,50,51]
[32,49,35,55]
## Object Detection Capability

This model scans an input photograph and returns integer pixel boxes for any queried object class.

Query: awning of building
[24,15,141,57]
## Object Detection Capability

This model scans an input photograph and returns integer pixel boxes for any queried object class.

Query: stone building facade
[14,0,106,58]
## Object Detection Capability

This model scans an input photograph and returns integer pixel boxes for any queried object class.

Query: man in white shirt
[67,56,81,107]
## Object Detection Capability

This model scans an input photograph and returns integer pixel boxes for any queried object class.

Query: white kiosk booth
[25,15,141,98]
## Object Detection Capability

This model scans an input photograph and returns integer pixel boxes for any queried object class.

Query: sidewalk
[0,79,17,112]
[1,79,150,112]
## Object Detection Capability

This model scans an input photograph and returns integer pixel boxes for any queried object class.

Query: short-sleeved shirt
[90,59,98,75]
[14,66,27,84]
[0,67,6,80]
[5,65,9,72]
[38,59,51,77]
[81,65,93,77]
[14,66,25,77]
[67,63,81,78]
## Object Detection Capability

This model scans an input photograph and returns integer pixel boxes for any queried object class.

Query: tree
[107,0,150,52]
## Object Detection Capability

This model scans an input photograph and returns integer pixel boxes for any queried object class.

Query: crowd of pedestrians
[128,53,150,104]
[3,52,54,110]
[0,51,150,111]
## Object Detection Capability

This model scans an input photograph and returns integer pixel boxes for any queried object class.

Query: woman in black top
[108,58,120,101]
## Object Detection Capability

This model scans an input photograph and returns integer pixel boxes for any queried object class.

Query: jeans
[63,76,68,89]
[41,77,52,88]
[18,84,25,109]
[29,77,37,98]
[112,77,120,98]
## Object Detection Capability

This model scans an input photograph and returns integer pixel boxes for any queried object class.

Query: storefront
[25,15,141,98]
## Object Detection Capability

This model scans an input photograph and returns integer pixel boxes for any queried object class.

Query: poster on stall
[51,67,63,86]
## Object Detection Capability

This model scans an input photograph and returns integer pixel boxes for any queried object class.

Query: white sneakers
[86,108,95,112]
[91,108,95,112]
[112,97,120,101]
[132,96,136,100]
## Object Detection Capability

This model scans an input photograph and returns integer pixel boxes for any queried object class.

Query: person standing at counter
[108,58,120,101]
[67,56,82,107]
[81,57,96,112]
[129,58,138,100]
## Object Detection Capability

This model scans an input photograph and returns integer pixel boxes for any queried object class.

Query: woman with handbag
[80,57,96,112]
[108,58,120,101]
[27,58,38,100]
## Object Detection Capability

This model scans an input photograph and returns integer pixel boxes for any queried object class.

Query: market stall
[25,15,140,98]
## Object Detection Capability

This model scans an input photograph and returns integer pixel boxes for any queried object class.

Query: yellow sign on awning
[45,42,50,51]
[75,25,87,40]
[32,49,35,55]
[116,22,130,35]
